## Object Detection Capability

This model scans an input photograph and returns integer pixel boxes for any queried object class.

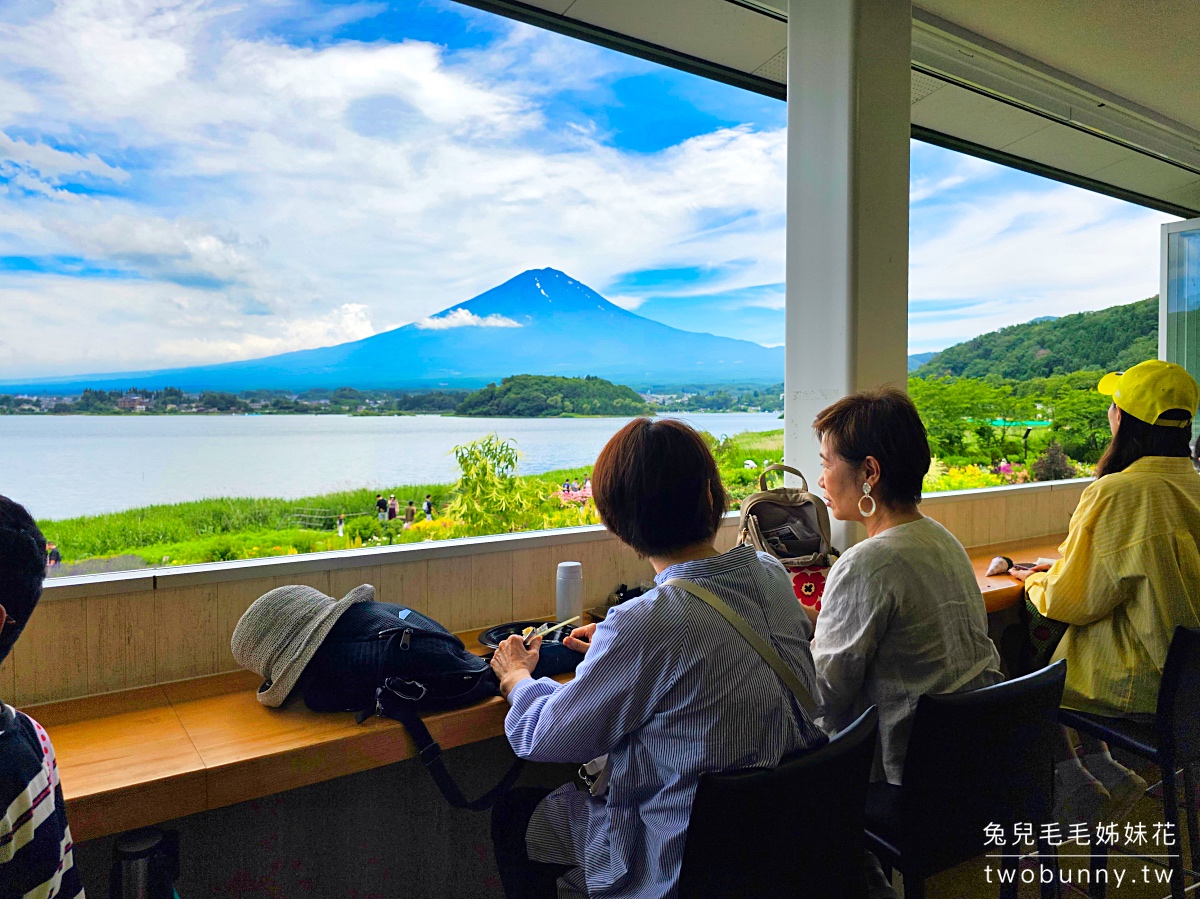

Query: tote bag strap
[664,577,816,715]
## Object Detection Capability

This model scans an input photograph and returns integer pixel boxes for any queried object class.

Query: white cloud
[908,185,1173,352]
[0,132,128,183]
[0,0,1171,375]
[158,302,377,359]
[0,1,793,376]
[415,308,522,330]
[0,275,378,377]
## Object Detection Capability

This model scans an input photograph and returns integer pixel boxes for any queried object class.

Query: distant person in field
[337,514,344,538]
[571,479,580,492]
[0,495,85,899]
[376,494,387,523]
[562,479,571,494]
[404,501,416,529]
[583,476,591,491]
[423,494,434,521]
[387,495,399,520]
[45,541,61,568]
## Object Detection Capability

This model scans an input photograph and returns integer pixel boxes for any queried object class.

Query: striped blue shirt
[504,545,827,898]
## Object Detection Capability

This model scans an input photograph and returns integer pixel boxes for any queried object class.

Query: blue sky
[0,0,1174,377]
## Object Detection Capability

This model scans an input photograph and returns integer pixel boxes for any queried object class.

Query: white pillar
[784,0,911,549]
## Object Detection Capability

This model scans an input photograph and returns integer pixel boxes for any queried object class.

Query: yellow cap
[1097,360,1198,428]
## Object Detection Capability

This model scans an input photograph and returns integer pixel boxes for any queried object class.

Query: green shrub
[1033,441,1076,481]
[344,515,381,541]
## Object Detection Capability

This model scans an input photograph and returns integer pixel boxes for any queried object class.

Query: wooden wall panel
[511,546,556,621]
[581,538,621,610]
[983,495,1008,546]
[275,569,330,595]
[613,541,654,592]
[714,521,740,553]
[426,556,473,631]
[86,591,155,695]
[1051,484,1085,532]
[1032,489,1052,537]
[216,577,278,672]
[377,561,429,613]
[948,500,978,548]
[155,585,219,682]
[13,597,88,706]
[469,551,513,631]
[922,501,954,540]
[329,566,380,601]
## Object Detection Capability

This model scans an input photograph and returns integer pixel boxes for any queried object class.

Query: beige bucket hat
[231,582,374,707]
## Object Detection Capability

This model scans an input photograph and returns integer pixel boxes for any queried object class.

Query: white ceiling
[459,0,1200,217]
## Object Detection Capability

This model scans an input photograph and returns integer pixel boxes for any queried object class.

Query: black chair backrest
[898,660,1066,874]
[1157,626,1200,767]
[678,706,878,899]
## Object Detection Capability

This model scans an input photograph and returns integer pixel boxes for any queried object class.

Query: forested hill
[915,296,1158,380]
[455,375,651,417]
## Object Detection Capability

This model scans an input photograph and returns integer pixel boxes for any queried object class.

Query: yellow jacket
[1026,456,1200,716]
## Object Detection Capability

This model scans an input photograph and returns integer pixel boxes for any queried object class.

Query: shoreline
[0,408,775,418]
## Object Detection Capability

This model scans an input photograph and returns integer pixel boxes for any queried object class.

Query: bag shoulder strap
[759,463,809,492]
[367,678,525,811]
[663,577,816,715]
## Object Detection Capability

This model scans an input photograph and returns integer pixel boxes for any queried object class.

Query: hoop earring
[857,483,877,518]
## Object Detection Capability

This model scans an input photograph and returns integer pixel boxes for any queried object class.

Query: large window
[0,1,1173,575]
[1165,218,1200,440]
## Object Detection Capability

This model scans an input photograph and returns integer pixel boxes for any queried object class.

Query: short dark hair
[1096,407,1191,478]
[0,496,47,664]
[813,388,931,508]
[592,418,728,557]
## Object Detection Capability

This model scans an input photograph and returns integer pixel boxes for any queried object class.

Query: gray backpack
[738,464,838,610]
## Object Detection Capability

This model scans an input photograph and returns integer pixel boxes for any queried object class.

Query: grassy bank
[38,426,1088,570]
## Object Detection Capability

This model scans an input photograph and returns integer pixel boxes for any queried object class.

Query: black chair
[1058,625,1200,899]
[866,661,1067,899]
[677,706,879,899]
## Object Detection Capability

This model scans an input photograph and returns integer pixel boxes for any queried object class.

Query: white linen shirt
[810,516,1003,784]
[503,545,827,899]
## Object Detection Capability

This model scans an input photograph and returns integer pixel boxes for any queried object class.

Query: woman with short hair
[488,418,826,899]
[809,388,1003,785]
[1011,360,1200,823]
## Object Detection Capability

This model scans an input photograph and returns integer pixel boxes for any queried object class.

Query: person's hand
[1008,562,1052,583]
[491,634,541,697]
[563,622,598,654]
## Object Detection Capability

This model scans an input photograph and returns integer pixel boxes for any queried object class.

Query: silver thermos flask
[109,827,180,899]
[556,561,584,622]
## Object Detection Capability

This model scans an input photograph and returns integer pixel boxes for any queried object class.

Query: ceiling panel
[564,0,786,74]
[517,0,573,12]
[914,0,1200,135]
[1000,123,1132,177]
[1090,154,1200,198]
[911,82,1049,150]
[1164,180,1200,211]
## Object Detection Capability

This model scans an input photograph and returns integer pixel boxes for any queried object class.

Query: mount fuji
[5,269,785,392]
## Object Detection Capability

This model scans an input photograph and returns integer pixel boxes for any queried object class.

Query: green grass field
[40,425,1068,570]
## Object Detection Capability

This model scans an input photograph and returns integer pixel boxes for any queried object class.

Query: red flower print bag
[738,464,839,615]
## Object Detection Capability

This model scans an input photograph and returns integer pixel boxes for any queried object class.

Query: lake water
[0,412,782,520]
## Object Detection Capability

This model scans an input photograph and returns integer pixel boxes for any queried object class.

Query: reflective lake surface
[0,412,782,519]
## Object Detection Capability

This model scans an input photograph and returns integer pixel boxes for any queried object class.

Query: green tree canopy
[456,374,651,417]
[916,297,1157,381]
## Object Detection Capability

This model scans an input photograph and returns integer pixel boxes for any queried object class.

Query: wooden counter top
[969,534,1065,613]
[30,543,1065,843]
